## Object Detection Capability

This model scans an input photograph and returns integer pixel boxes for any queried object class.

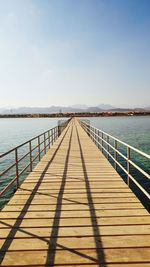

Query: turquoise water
[84,116,150,155]
[0,118,59,153]
[0,116,149,154]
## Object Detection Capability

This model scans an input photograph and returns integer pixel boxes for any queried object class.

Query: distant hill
[0,105,149,114]
[0,108,7,113]
[97,104,115,110]
[108,108,147,112]
[0,106,85,114]
[87,107,103,112]
[70,104,88,109]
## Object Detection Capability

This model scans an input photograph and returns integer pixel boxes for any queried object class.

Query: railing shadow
[18,187,89,206]
[0,220,98,264]
[76,125,107,266]
[45,124,100,265]
[45,127,73,265]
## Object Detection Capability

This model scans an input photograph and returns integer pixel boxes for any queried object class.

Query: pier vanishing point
[0,118,150,266]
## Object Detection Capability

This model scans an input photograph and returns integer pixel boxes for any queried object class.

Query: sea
[0,116,149,209]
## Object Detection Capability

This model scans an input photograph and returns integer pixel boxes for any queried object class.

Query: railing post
[86,124,88,135]
[56,127,58,140]
[92,127,94,142]
[93,128,94,142]
[127,147,130,186]
[90,126,92,140]
[15,148,19,188]
[52,129,54,145]
[29,141,32,172]
[107,136,109,159]
[53,128,55,143]
[44,133,46,154]
[55,127,57,141]
[95,129,97,145]
[102,132,103,153]
[53,128,54,143]
[95,129,97,146]
[89,123,90,137]
[55,127,56,141]
[48,130,50,149]
[87,123,89,136]
[57,126,59,139]
[114,140,117,170]
[90,126,92,141]
[94,128,96,144]
[58,125,61,137]
[38,136,40,161]
[98,130,100,150]
[53,128,55,142]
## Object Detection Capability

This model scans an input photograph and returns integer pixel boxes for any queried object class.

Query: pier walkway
[0,118,150,266]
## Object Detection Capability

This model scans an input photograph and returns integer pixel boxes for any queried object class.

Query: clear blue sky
[0,0,150,108]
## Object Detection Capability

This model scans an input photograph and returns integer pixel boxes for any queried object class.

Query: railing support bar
[38,136,40,161]
[44,133,46,154]
[107,136,109,159]
[15,148,19,188]
[48,131,50,149]
[114,140,117,170]
[102,132,104,154]
[29,141,32,172]
[127,147,130,186]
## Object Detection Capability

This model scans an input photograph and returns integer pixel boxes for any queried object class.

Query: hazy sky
[0,0,150,108]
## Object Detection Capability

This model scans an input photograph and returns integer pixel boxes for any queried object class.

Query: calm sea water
[0,118,59,153]
[0,116,149,209]
[0,116,149,154]
[84,116,150,155]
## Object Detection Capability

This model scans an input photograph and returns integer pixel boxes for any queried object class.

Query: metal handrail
[0,120,69,198]
[88,127,150,180]
[80,120,150,200]
[0,127,57,158]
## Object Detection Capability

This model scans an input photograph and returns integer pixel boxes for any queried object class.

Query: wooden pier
[0,118,150,266]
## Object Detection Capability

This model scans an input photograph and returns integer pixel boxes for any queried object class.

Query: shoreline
[0,111,149,118]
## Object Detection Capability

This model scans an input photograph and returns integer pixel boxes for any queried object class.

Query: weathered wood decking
[0,118,150,266]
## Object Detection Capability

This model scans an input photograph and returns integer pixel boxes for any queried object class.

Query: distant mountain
[70,104,88,109]
[97,104,115,110]
[0,108,7,113]
[71,104,115,111]
[108,108,147,112]
[0,106,85,114]
[0,105,149,114]
[87,107,103,112]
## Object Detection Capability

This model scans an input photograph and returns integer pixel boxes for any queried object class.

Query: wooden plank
[0,117,149,266]
[0,235,150,251]
[6,197,140,205]
[1,248,150,265]
[0,209,148,220]
[3,202,144,211]
[1,216,150,228]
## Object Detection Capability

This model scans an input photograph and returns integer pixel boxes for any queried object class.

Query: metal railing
[0,120,69,200]
[80,120,150,202]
